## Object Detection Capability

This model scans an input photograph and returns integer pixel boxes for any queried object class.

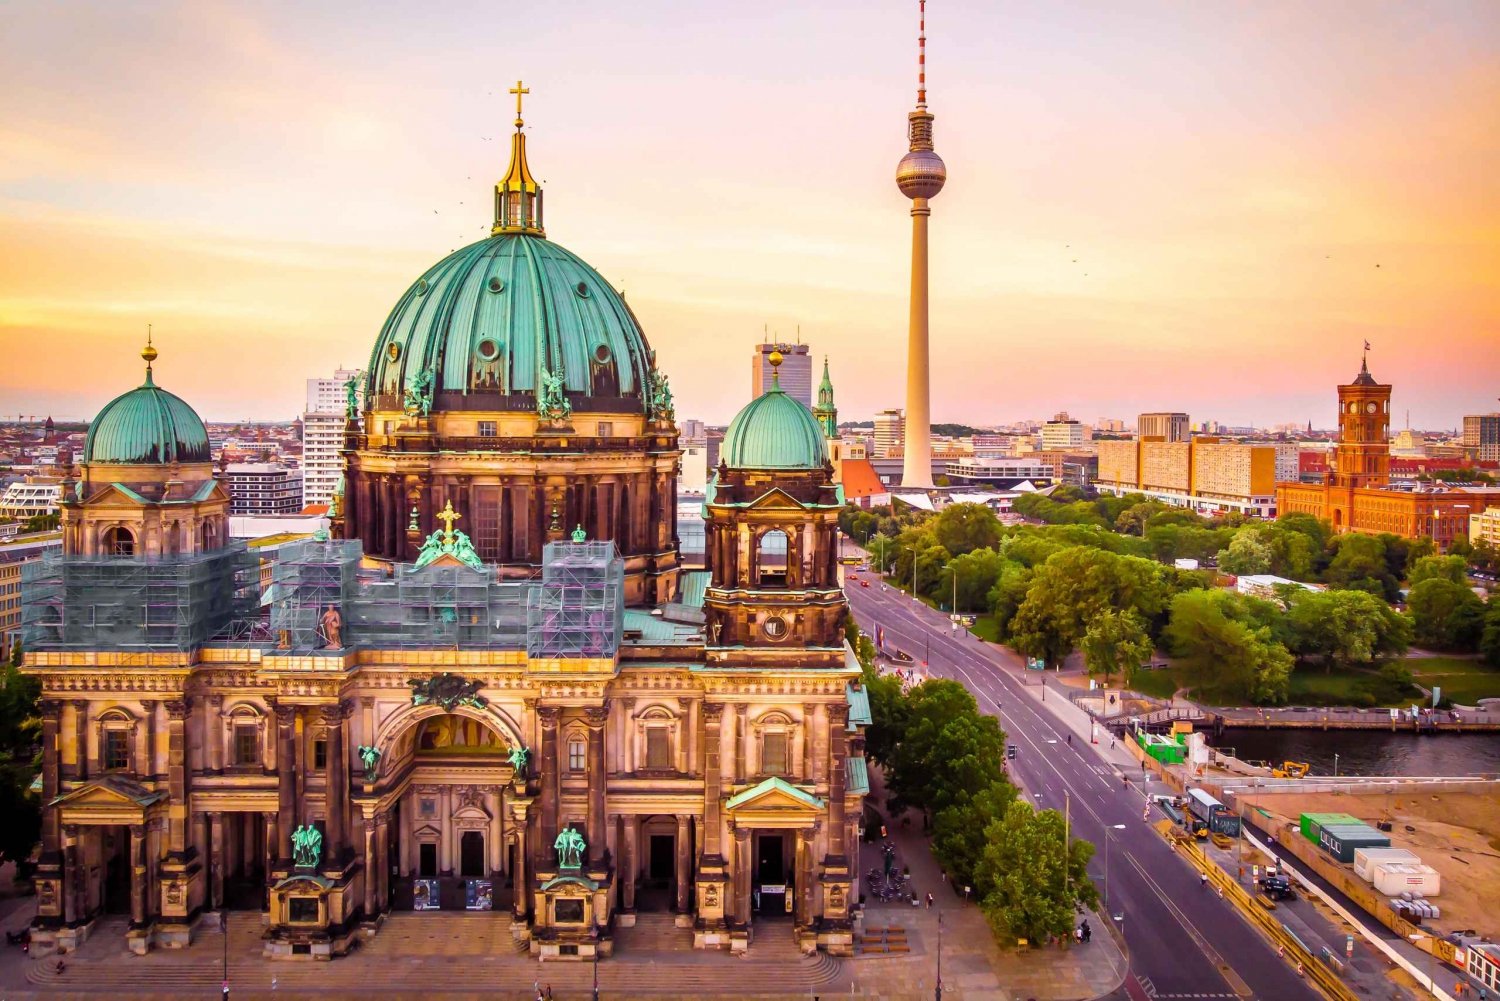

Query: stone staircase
[613,911,693,952]
[23,912,846,997]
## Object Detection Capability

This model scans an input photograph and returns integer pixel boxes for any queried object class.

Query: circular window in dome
[477,337,501,362]
[488,276,505,294]
[387,343,402,362]
[594,344,611,364]
[762,616,788,641]
[415,278,429,296]
[575,281,590,298]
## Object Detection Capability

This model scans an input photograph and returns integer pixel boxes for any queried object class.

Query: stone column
[209,813,225,909]
[701,703,724,858]
[584,707,608,861]
[130,824,148,927]
[734,704,747,783]
[537,707,560,858]
[620,817,636,912]
[674,814,691,913]
[511,803,530,920]
[72,699,89,780]
[733,825,752,926]
[140,700,158,779]
[63,825,82,924]
[827,705,849,863]
[39,701,61,858]
[374,813,390,912]
[273,702,296,863]
[322,704,347,866]
[164,699,191,853]
[796,827,814,926]
[362,816,377,916]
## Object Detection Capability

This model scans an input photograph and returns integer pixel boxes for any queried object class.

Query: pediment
[78,482,150,507]
[725,776,825,817]
[414,824,443,840]
[50,776,165,810]
[743,487,809,511]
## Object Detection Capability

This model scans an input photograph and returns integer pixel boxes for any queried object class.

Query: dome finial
[493,81,545,236]
[768,349,784,389]
[142,323,158,385]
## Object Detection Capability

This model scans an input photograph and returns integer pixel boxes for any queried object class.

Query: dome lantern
[493,80,544,237]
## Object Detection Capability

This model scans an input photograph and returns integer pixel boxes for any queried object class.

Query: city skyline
[2,1,1496,426]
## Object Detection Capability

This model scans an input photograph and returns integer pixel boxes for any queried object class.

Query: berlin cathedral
[20,90,869,962]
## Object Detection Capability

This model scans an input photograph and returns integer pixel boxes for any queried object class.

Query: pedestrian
[1200,873,1208,889]
[1296,961,1304,978]
[1082,921,1091,943]
[1217,885,1224,899]
[926,892,934,909]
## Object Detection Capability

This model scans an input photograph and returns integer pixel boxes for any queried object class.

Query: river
[1208,729,1500,777]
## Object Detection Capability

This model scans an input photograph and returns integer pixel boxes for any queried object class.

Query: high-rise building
[750,343,811,407]
[302,367,360,508]
[1463,412,1500,462]
[1470,507,1500,549]
[1137,412,1189,443]
[896,0,945,488]
[1041,412,1087,451]
[0,534,60,657]
[873,409,905,458]
[1095,437,1278,518]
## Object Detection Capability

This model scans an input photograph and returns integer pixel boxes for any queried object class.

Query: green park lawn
[1124,655,1500,708]
[1406,656,1500,707]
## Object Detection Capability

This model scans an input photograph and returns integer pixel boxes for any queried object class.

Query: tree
[884,680,1008,819]
[1408,555,1468,587]
[1008,548,1170,667]
[1164,589,1293,703]
[1406,578,1485,652]
[1218,528,1274,575]
[1481,604,1500,669]
[940,548,1008,614]
[975,801,1098,945]
[0,661,40,870]
[1081,609,1154,687]
[931,780,1019,891]
[1325,533,1399,600]
[914,543,952,599]
[931,503,1002,557]
[1286,589,1410,669]
[1277,511,1332,554]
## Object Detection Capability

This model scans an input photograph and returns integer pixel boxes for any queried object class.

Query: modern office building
[873,409,905,458]
[1041,412,1088,451]
[1137,412,1189,442]
[1096,437,1279,517]
[1470,506,1500,549]
[0,479,62,520]
[750,343,812,408]
[944,457,1056,489]
[225,463,304,515]
[1463,412,1500,462]
[0,534,60,656]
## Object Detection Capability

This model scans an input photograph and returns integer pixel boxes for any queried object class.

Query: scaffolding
[526,540,624,659]
[21,543,260,653]
[349,563,530,650]
[267,537,363,652]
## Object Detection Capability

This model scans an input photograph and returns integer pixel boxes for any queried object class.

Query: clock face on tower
[1366,402,1378,414]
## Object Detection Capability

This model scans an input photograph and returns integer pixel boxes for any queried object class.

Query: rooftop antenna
[917,0,927,109]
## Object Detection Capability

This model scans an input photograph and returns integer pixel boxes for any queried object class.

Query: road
[844,572,1322,1001]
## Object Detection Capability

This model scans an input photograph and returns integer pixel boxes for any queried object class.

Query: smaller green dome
[84,369,211,465]
[722,377,829,470]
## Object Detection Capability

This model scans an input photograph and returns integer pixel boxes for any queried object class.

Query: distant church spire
[813,356,838,438]
[493,80,545,236]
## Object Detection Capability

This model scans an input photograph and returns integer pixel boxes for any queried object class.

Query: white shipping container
[1354,847,1420,881]
[1371,862,1441,897]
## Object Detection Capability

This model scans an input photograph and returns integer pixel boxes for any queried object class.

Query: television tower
[896,0,946,488]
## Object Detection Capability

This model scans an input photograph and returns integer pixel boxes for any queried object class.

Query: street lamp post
[1334,753,1339,777]
[935,910,943,1001]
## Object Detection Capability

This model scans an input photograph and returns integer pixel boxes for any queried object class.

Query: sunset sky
[1,1,1496,429]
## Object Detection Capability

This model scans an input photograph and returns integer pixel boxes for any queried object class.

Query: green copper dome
[367,233,655,410]
[83,369,211,465]
[722,375,829,470]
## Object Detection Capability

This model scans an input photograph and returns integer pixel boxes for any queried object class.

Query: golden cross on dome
[437,499,462,542]
[509,80,530,126]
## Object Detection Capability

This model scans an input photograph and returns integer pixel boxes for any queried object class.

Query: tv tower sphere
[896,147,946,200]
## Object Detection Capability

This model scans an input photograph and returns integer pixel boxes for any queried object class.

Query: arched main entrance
[374,709,520,915]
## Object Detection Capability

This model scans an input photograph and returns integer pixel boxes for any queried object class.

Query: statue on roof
[537,365,572,422]
[343,371,363,421]
[647,368,675,422]
[413,500,485,570]
[291,824,323,869]
[403,365,436,417]
[357,744,381,781]
[507,744,530,775]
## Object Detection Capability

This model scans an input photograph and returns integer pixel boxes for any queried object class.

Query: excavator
[1271,761,1310,779]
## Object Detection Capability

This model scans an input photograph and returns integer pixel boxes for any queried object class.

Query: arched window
[754,711,794,777]
[757,530,789,587]
[103,526,135,556]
